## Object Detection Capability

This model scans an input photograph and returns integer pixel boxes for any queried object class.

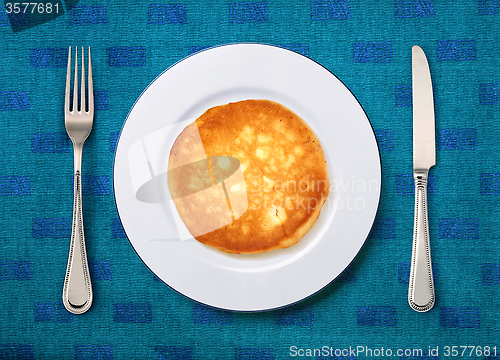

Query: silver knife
[408,45,436,312]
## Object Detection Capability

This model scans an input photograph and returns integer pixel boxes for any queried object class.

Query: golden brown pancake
[168,99,330,254]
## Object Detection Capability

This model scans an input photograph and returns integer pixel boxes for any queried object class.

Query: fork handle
[63,169,93,314]
[408,171,435,312]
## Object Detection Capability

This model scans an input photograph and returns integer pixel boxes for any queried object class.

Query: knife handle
[408,171,435,312]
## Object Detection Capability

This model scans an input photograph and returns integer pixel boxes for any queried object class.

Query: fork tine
[81,47,85,113]
[88,47,93,115]
[65,46,72,115]
[72,46,78,113]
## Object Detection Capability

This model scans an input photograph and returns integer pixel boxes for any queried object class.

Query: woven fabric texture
[0,0,499,359]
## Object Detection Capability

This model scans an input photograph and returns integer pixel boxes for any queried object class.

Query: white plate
[113,44,381,311]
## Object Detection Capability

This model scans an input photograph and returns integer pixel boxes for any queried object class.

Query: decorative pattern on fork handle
[63,170,93,314]
[62,46,94,314]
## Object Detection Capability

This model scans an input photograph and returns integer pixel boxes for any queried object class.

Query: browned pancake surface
[169,99,330,254]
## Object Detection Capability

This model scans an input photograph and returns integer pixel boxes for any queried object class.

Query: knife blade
[413,46,436,172]
[408,45,436,312]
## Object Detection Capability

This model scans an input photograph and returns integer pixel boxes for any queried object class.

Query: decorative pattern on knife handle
[408,172,435,312]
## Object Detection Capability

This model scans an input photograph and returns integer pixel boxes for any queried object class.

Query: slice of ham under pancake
[168,99,330,254]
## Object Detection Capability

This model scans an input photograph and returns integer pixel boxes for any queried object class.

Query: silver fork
[62,46,94,314]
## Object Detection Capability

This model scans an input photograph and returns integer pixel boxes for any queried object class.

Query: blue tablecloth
[1,1,499,359]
